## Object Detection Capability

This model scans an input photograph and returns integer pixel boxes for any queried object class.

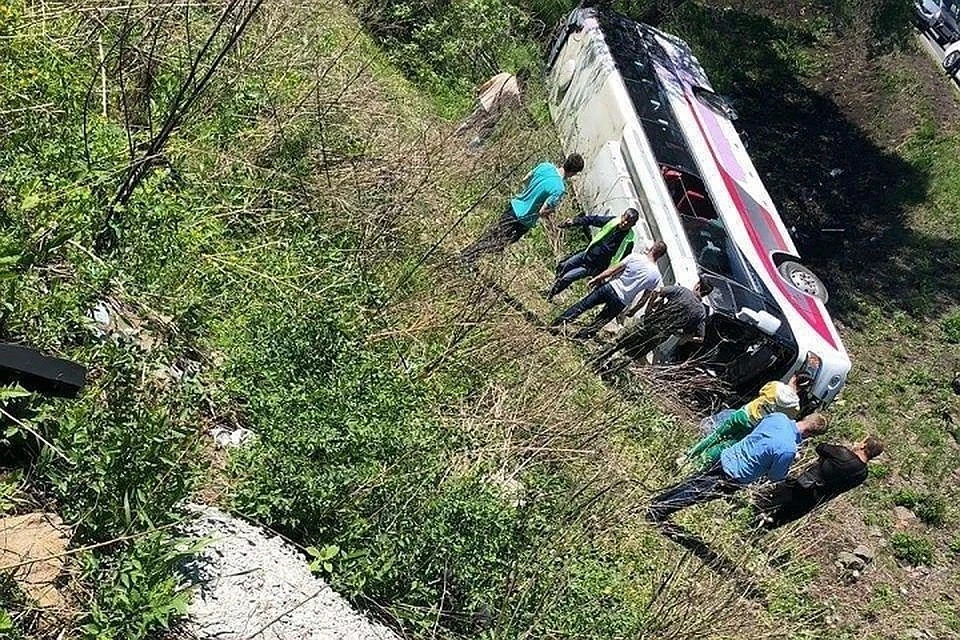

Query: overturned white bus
[546,8,850,407]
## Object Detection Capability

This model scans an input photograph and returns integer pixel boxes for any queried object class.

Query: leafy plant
[950,537,960,555]
[893,489,947,526]
[306,544,340,575]
[942,311,960,344]
[78,533,194,640]
[891,532,934,566]
[0,573,29,638]
[35,346,201,542]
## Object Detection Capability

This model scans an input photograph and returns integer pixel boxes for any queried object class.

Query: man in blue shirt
[460,154,584,262]
[646,412,828,522]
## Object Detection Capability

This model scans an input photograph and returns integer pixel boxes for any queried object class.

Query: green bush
[942,311,960,344]
[346,0,539,112]
[950,537,960,555]
[893,489,947,526]
[868,463,890,479]
[891,532,934,566]
[0,574,29,639]
[78,533,194,640]
[222,292,545,632]
[33,343,202,542]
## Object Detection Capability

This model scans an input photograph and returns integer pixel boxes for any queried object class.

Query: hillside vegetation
[1,0,959,638]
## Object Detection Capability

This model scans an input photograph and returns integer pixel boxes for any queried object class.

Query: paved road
[915,25,960,94]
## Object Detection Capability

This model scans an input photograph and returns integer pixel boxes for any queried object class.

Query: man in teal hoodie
[460,154,584,262]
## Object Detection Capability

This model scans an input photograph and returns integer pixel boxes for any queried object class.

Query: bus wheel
[778,261,829,303]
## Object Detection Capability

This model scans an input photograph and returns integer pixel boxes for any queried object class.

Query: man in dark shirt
[595,278,713,368]
[753,437,884,529]
[547,208,640,301]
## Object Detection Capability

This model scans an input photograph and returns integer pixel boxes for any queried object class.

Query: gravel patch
[181,505,398,640]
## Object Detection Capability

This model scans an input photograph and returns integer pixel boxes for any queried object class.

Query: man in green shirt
[460,154,584,262]
[546,208,640,301]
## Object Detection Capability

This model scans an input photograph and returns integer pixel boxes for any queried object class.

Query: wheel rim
[789,269,821,296]
[947,52,960,67]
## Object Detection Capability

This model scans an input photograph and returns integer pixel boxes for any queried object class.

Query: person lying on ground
[549,242,666,340]
[646,412,829,522]
[460,154,584,263]
[455,71,523,148]
[593,278,713,369]
[678,373,814,469]
[752,436,883,529]
[545,208,640,301]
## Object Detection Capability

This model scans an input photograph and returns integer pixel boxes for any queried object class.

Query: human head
[789,372,814,394]
[694,277,714,297]
[855,436,884,461]
[797,412,828,438]
[618,207,640,230]
[647,240,667,261]
[562,153,584,177]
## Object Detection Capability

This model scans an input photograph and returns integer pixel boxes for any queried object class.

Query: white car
[545,8,850,408]
[944,39,960,74]
[915,0,960,44]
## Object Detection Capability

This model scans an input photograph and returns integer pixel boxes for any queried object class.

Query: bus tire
[778,261,829,303]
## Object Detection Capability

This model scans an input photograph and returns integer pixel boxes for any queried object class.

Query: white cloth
[478,73,520,115]
[610,254,662,307]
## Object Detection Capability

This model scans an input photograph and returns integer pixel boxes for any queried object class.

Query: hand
[558,219,574,229]
[674,455,689,470]
[587,276,602,288]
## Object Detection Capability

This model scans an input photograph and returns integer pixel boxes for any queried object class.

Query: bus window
[619,138,675,284]
[680,215,752,289]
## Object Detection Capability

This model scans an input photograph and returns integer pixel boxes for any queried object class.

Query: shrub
[891,532,934,566]
[0,574,29,638]
[868,463,890,479]
[35,342,201,542]
[950,537,960,555]
[347,0,539,111]
[78,532,193,640]
[942,311,960,344]
[893,489,947,526]
[222,294,545,632]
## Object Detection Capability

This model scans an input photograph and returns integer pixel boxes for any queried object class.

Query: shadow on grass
[655,520,768,602]
[663,3,960,325]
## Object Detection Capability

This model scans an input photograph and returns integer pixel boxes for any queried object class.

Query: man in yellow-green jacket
[546,208,640,301]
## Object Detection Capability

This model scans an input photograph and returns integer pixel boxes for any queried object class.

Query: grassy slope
[1,0,959,638]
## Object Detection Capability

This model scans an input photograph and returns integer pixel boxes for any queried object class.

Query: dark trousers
[593,313,677,370]
[647,461,742,522]
[548,251,603,299]
[460,207,529,262]
[753,481,823,529]
[551,283,625,339]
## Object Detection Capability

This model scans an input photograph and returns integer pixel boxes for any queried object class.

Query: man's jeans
[548,251,602,298]
[646,461,742,522]
[552,283,625,339]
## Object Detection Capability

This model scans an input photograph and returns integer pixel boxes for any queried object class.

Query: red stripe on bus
[682,95,839,348]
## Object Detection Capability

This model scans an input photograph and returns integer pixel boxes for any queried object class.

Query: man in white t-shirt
[550,241,667,340]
